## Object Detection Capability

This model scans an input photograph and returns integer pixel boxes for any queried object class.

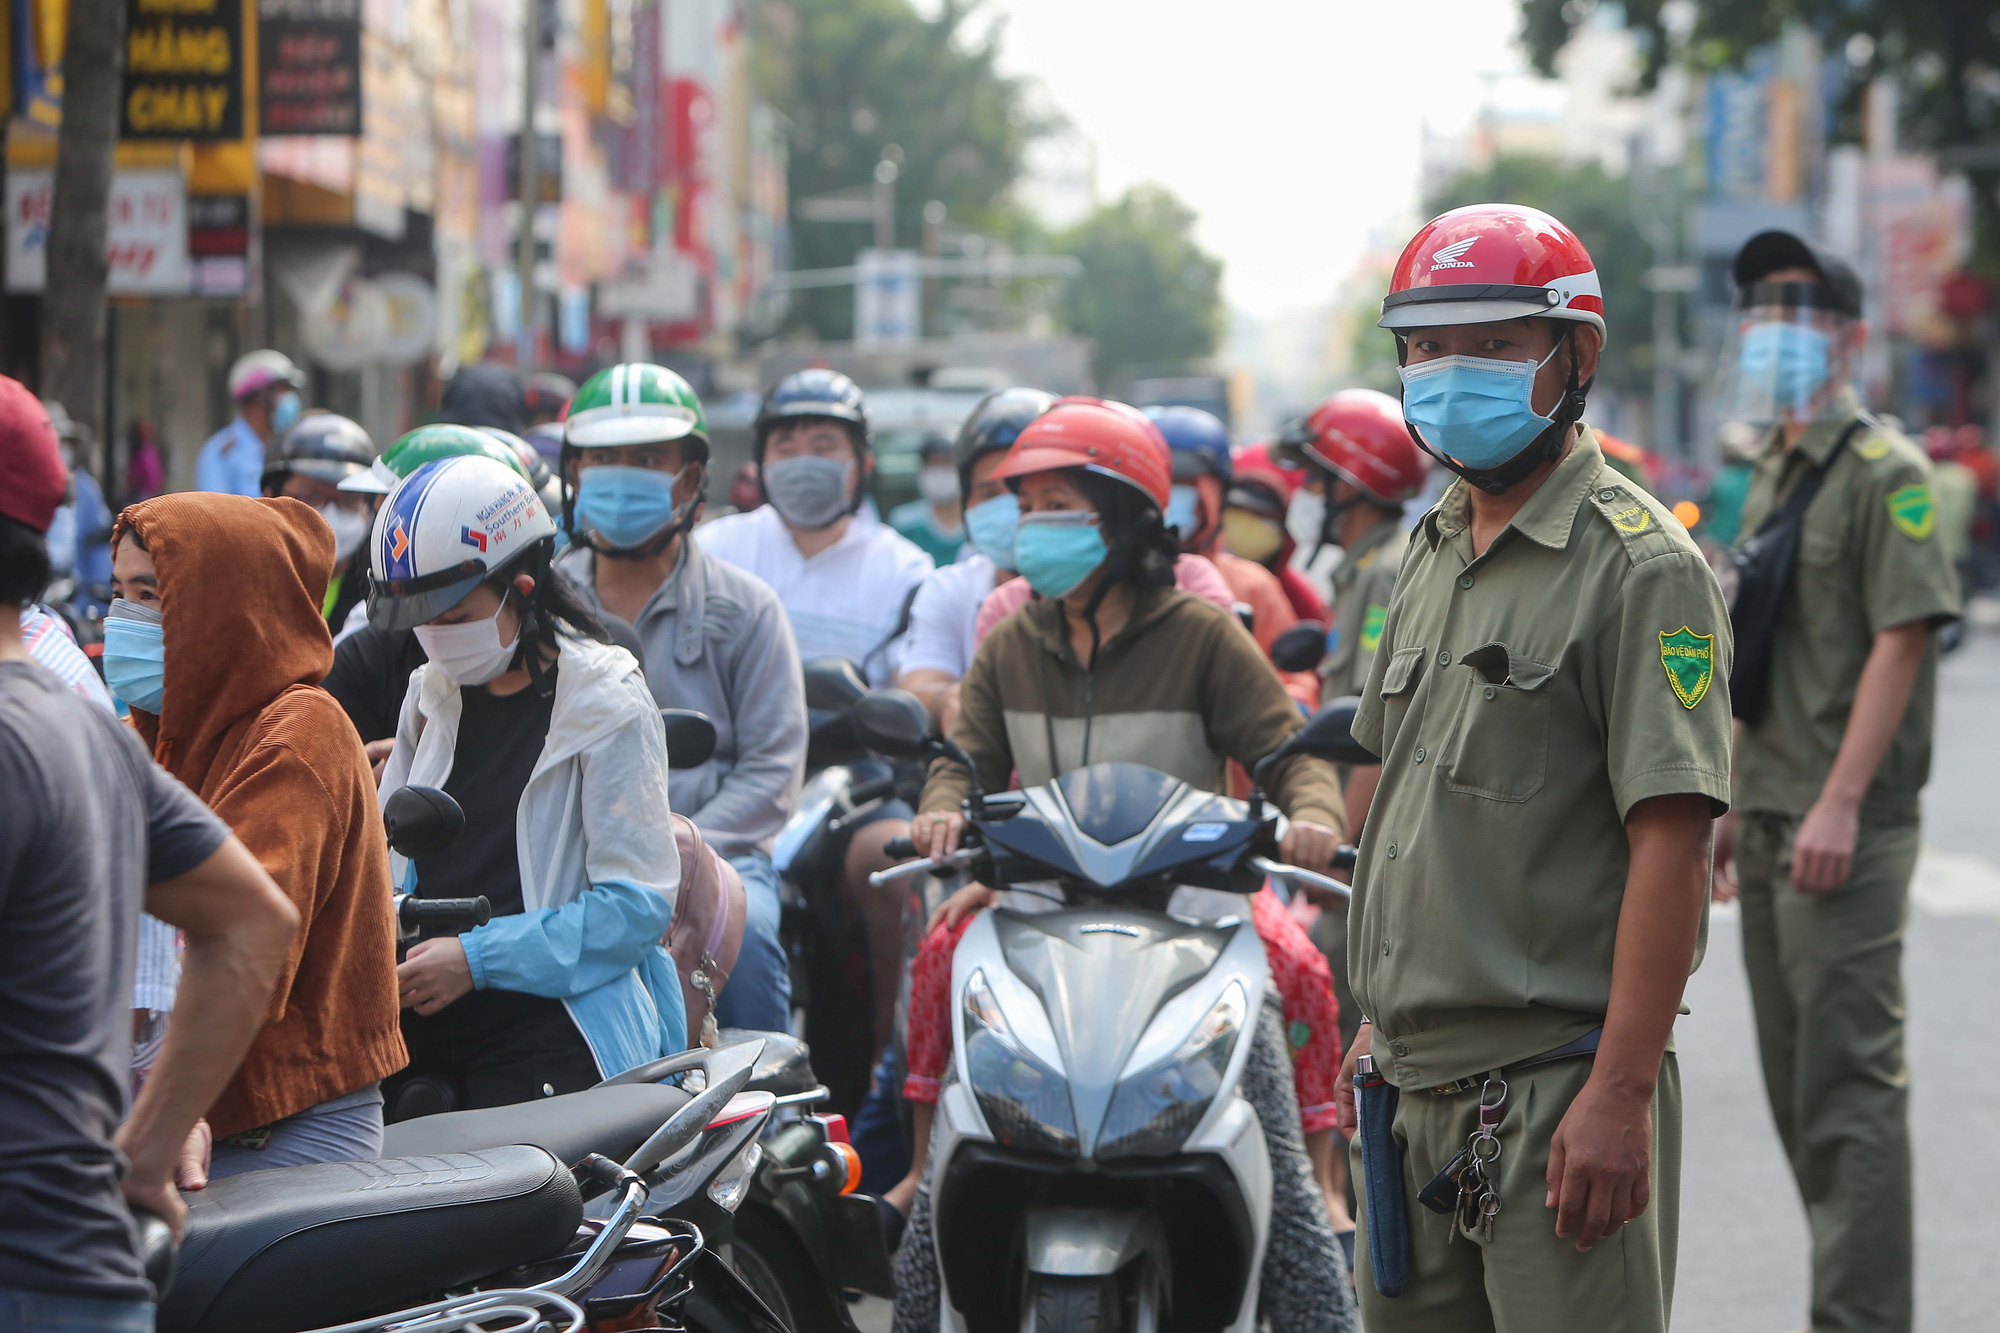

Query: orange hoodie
[116,494,405,1136]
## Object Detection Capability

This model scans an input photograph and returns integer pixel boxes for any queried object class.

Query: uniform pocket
[1440,642,1556,803]
[1381,645,1425,697]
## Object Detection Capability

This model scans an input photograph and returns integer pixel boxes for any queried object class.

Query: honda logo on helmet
[1430,237,1478,269]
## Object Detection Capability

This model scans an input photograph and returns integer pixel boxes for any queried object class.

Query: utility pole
[873,157,898,251]
[516,0,541,368]
[42,0,128,444]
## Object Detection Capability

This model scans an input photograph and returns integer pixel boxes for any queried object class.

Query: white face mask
[414,603,521,686]
[1287,489,1326,551]
[319,502,373,557]
[918,465,961,506]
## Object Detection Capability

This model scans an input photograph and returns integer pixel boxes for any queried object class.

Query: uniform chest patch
[1360,604,1387,655]
[1887,484,1934,540]
[1659,627,1714,709]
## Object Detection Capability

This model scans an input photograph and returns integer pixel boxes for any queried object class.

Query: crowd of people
[0,205,1963,1333]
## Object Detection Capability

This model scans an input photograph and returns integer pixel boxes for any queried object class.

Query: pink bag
[666,814,747,1047]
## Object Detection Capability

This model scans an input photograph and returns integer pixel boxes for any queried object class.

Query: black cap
[1732,230,1863,317]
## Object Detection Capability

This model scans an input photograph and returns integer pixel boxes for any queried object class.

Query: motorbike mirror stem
[930,734,987,819]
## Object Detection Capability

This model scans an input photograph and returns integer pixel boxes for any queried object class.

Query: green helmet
[338,423,533,495]
[563,363,709,459]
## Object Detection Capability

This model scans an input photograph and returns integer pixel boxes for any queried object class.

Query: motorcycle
[854,688,1369,1333]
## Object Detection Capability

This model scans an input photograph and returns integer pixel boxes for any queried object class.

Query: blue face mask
[1014,514,1108,600]
[963,493,1020,570]
[1397,346,1561,472]
[1737,322,1832,410]
[270,390,303,434]
[576,464,685,549]
[1164,484,1201,541]
[102,605,166,714]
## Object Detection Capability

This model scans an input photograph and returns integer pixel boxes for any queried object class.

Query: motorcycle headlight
[1097,981,1246,1159]
[962,969,1077,1156]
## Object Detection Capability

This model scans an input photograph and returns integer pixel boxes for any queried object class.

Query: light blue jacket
[380,634,687,1074]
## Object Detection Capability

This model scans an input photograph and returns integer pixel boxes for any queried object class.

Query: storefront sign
[258,0,361,136]
[6,169,191,294]
[122,0,246,140]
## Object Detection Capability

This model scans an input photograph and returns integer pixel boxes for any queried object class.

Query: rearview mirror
[852,688,935,760]
[660,709,719,769]
[1287,696,1378,767]
[383,785,466,860]
[1270,621,1329,673]
[802,658,868,712]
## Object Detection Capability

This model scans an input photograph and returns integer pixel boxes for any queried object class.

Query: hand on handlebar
[910,810,965,861]
[398,936,474,1015]
[927,882,997,933]
[1280,819,1345,875]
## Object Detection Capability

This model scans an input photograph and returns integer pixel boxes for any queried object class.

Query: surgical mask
[318,502,372,556]
[762,455,852,530]
[414,604,522,686]
[1286,490,1326,550]
[271,390,303,434]
[1737,322,1832,410]
[102,600,166,714]
[576,464,685,549]
[1223,509,1286,564]
[963,493,1020,570]
[1165,484,1201,541]
[1397,345,1562,472]
[1013,512,1107,600]
[918,466,961,506]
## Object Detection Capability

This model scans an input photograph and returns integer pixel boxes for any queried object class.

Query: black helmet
[437,362,528,434]
[753,369,868,460]
[524,371,577,421]
[262,412,374,491]
[953,387,1055,494]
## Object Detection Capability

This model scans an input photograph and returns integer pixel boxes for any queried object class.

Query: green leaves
[1051,185,1225,389]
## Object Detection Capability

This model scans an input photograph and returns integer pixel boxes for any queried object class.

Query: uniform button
[1387,843,1398,859]
[1458,574,1473,590]
[1437,650,1451,667]
[1414,747,1426,763]
[1381,941,1392,955]
[542,1083,555,1097]
[1484,686,1497,700]
[1598,488,1618,501]
[1391,1041,1409,1057]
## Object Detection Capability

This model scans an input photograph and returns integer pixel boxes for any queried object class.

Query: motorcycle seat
[716,1027,820,1096]
[157,1146,580,1333]
[381,1082,689,1165]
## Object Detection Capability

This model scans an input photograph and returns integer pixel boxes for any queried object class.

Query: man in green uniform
[1333,204,1732,1331]
[1720,231,1960,1333]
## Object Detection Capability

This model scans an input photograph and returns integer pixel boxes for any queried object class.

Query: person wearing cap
[553,363,807,1038]
[889,437,968,565]
[1719,230,1960,1333]
[196,351,307,497]
[261,413,379,632]
[1329,204,1731,1330]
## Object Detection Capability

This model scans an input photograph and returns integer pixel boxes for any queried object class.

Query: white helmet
[367,455,558,630]
[228,349,306,402]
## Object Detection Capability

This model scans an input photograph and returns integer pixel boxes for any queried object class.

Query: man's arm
[685,600,807,852]
[1791,622,1926,891]
[897,668,957,726]
[120,837,297,1236]
[1546,792,1710,1251]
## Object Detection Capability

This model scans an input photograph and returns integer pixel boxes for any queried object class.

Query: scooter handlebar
[396,895,493,930]
[883,835,918,860]
[1252,854,1355,900]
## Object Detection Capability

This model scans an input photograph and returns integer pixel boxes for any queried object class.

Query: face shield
[1717,282,1862,429]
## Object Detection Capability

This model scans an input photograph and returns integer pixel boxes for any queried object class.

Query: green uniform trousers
[1736,813,1917,1333]
[1352,1053,1681,1331]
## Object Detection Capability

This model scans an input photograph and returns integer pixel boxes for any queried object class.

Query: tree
[41,0,127,443]
[1053,184,1225,389]
[1422,154,1657,402]
[750,0,1050,339]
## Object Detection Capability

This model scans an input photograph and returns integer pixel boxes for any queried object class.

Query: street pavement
[1676,612,2000,1331]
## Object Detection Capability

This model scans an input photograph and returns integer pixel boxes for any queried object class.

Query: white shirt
[696,504,934,685]
[900,551,1000,679]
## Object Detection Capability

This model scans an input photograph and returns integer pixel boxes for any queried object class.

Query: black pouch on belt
[1355,1054,1409,1297]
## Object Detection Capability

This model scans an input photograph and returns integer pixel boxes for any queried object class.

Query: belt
[1422,1027,1602,1096]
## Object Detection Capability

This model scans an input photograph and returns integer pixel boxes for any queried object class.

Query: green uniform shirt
[1732,406,1961,822]
[1349,432,1734,1089]
[1321,519,1407,701]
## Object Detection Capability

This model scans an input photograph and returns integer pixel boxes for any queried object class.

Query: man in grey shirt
[556,363,807,1033]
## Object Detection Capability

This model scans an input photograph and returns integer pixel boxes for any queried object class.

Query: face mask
[102,600,166,714]
[1286,490,1325,550]
[1223,509,1286,564]
[576,464,685,549]
[1397,344,1562,472]
[414,603,522,686]
[318,502,372,556]
[762,455,853,530]
[1738,322,1832,410]
[918,466,961,506]
[963,493,1020,570]
[271,390,303,434]
[1014,512,1108,600]
[1164,484,1201,541]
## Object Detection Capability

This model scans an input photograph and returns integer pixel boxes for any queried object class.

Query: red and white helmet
[227,349,306,402]
[992,396,1172,509]
[1379,204,1606,343]
[1291,389,1428,504]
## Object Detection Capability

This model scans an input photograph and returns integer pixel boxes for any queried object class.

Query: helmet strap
[1396,325,1592,497]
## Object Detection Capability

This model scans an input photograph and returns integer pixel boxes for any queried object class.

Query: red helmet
[1380,204,1606,343]
[1292,389,1427,504]
[1229,442,1302,512]
[992,396,1172,509]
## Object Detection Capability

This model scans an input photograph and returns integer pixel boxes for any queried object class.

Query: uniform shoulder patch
[1659,627,1714,708]
[1856,434,1892,461]
[1586,476,1688,563]
[1887,484,1934,540]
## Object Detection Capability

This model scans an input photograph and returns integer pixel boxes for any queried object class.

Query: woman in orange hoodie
[106,493,404,1176]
